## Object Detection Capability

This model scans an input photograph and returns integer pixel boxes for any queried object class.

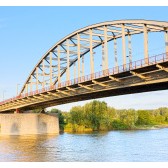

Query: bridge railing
[0,52,168,106]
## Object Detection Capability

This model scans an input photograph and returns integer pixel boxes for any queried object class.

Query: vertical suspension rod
[57,45,61,84]
[122,24,126,68]
[89,29,94,75]
[77,33,81,78]
[66,39,70,81]
[36,67,39,90]
[104,25,108,69]
[50,52,53,86]
[42,59,45,88]
[144,24,148,64]
[128,33,132,68]
[114,37,118,67]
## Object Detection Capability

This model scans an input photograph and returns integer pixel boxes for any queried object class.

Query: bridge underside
[1,60,168,112]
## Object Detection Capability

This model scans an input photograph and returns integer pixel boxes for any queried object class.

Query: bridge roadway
[1,53,168,112]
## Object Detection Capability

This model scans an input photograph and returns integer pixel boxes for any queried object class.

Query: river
[0,128,168,162]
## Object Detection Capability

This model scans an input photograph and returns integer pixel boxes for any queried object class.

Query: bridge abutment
[0,113,59,135]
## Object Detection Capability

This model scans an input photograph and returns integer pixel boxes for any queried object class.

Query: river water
[0,128,168,162]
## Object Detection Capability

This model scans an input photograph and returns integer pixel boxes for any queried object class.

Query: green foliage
[49,108,62,113]
[119,109,137,129]
[136,110,155,125]
[32,108,43,113]
[111,119,128,130]
[47,102,168,133]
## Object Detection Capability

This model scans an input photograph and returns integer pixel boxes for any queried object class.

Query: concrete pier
[0,113,59,135]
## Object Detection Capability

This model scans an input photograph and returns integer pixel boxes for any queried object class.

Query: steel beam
[130,71,148,80]
[77,33,81,78]
[128,33,132,67]
[122,24,126,69]
[102,43,105,70]
[42,59,45,88]
[26,84,28,93]
[47,92,61,98]
[156,64,168,72]
[92,80,107,87]
[82,56,84,77]
[89,29,94,75]
[74,62,76,79]
[95,26,121,33]
[50,52,53,86]
[30,75,33,92]
[104,25,108,70]
[57,45,61,84]
[144,24,148,64]
[33,95,44,101]
[109,75,120,82]
[36,67,39,90]
[66,86,76,92]
[78,84,93,90]
[82,31,113,38]
[57,90,71,96]
[66,39,70,81]
[114,38,118,67]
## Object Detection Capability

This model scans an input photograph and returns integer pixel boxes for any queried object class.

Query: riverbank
[64,124,168,133]
[132,124,168,130]
[46,100,168,133]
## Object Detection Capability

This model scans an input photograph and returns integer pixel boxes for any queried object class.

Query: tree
[136,110,155,125]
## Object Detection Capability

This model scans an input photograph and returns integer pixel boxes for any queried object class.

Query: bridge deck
[1,53,168,112]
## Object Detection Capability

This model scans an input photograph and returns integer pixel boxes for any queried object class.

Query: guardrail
[0,52,168,106]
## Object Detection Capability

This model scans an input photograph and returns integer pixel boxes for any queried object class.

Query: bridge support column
[0,113,59,135]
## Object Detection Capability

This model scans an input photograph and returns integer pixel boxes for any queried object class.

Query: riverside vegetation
[35,100,168,133]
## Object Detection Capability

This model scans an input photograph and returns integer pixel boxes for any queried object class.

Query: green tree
[119,109,137,129]
[32,107,43,113]
[136,110,155,125]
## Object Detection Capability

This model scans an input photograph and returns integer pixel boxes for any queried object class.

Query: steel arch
[20,19,168,94]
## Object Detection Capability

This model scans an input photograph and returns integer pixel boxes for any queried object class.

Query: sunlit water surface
[1,128,168,162]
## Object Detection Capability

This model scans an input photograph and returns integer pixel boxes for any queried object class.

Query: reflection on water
[1,129,168,162]
[0,134,59,162]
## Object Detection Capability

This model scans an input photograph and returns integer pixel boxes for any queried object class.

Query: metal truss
[19,20,168,95]
[1,19,168,112]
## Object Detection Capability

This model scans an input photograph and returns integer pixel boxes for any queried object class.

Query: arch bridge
[1,19,168,113]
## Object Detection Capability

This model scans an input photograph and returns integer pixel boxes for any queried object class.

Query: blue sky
[0,6,168,111]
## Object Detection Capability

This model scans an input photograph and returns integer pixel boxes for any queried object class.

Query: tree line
[35,100,168,133]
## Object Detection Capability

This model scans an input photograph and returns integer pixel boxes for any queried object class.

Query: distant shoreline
[64,124,168,133]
